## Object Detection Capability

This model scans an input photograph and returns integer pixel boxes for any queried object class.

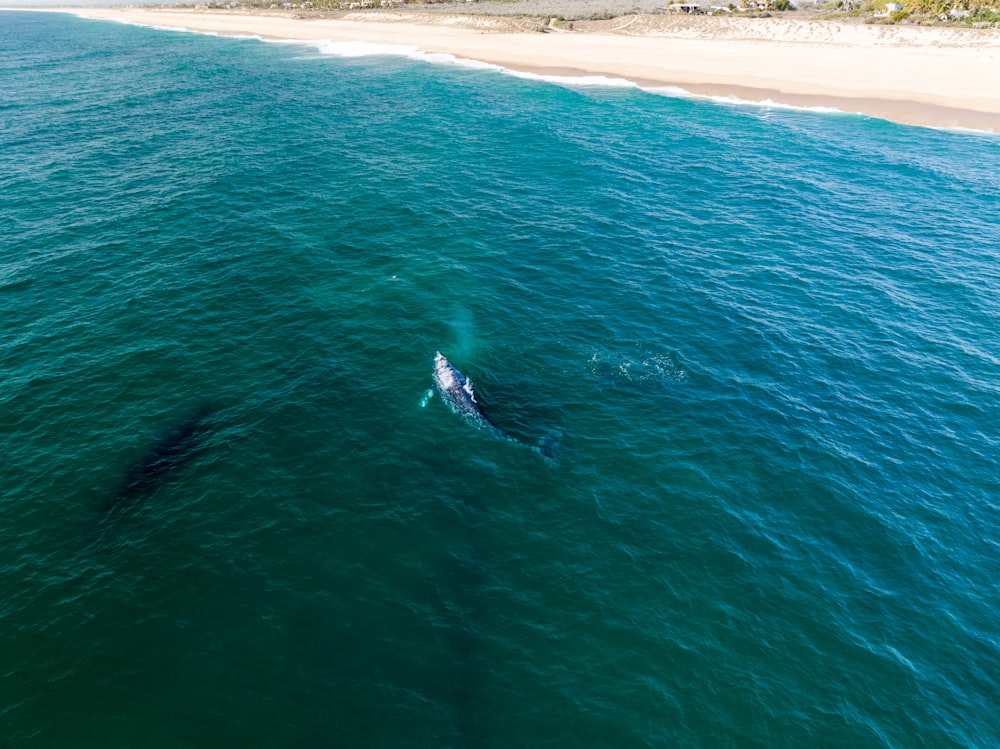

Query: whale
[103,406,217,523]
[433,351,512,442]
[430,352,559,459]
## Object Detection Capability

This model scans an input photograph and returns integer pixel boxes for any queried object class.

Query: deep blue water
[2,10,999,747]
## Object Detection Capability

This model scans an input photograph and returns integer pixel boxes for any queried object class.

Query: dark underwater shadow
[95,405,221,541]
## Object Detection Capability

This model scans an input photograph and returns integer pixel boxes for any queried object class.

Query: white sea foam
[292,38,503,73]
[290,34,861,115]
[312,40,420,58]
[505,71,638,89]
[644,85,854,117]
[74,13,258,41]
[290,36,639,91]
[934,124,1000,137]
[645,85,996,133]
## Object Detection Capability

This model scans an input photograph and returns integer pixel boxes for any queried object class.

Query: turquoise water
[2,10,999,747]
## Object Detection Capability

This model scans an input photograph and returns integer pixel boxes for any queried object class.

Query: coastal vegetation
[828,0,1000,23]
[891,0,1000,22]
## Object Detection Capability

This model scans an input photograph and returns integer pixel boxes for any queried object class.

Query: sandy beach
[54,7,1000,130]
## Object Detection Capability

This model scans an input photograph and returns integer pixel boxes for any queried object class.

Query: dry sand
[60,7,1000,131]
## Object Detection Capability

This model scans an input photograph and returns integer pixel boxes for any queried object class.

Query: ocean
[2,10,998,747]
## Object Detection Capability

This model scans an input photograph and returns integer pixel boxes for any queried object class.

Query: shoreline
[22,7,1000,131]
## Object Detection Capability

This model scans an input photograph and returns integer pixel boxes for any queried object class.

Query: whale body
[433,352,511,442]
[432,352,559,459]
[104,406,216,522]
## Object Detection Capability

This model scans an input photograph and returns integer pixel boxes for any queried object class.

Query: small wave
[310,39,421,58]
[643,85,855,117]
[506,70,637,89]
[289,37,637,90]
[299,38,501,73]
[930,124,1000,137]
